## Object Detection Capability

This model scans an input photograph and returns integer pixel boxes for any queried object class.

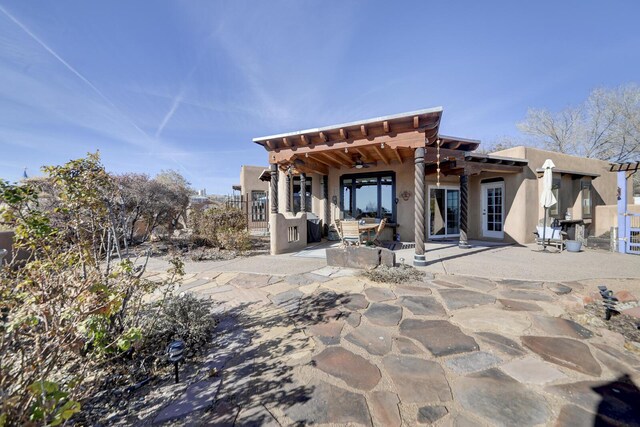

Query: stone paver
[284,380,372,426]
[398,295,447,316]
[451,308,531,335]
[313,347,381,390]
[592,343,640,368]
[369,391,401,427]
[530,315,594,339]
[522,336,602,376]
[152,377,222,424]
[438,289,496,310]
[501,356,567,384]
[364,287,396,302]
[417,406,449,424]
[546,282,572,295]
[400,319,479,357]
[285,272,331,286]
[444,351,502,374]
[498,279,543,289]
[383,355,452,403]
[432,279,463,288]
[475,332,526,356]
[393,284,433,295]
[364,303,403,326]
[228,273,272,288]
[338,293,369,310]
[499,289,554,302]
[454,368,551,426]
[269,289,303,313]
[394,337,423,354]
[555,404,606,427]
[345,323,393,356]
[306,321,344,345]
[444,276,496,291]
[547,378,640,425]
[497,298,542,311]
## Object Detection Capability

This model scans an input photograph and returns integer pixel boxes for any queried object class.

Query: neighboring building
[250,107,622,261]
[230,165,271,230]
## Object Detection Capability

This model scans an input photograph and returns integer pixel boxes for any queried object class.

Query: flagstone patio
[132,263,640,426]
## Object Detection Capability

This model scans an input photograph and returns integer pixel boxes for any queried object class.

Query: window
[549,177,561,217]
[581,181,592,218]
[292,176,312,213]
[340,172,395,221]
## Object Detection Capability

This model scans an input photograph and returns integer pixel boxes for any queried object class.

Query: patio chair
[341,220,363,246]
[371,218,387,246]
[334,219,344,245]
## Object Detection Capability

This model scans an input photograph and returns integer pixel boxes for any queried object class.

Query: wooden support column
[414,147,427,266]
[458,174,471,248]
[285,171,292,213]
[270,164,278,214]
[322,175,329,236]
[300,173,307,212]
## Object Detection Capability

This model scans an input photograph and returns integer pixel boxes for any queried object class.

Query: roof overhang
[535,168,600,178]
[258,169,271,182]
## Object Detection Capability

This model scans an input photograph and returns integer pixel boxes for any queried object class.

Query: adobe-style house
[252,108,620,265]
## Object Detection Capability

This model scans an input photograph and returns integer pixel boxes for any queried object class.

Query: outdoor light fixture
[305,153,309,158]
[167,340,185,383]
[344,147,348,153]
[380,142,385,149]
[355,163,363,169]
[598,286,619,321]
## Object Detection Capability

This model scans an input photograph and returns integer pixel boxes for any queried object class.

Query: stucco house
[250,107,621,264]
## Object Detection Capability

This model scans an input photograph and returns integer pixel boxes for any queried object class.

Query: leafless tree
[518,85,640,162]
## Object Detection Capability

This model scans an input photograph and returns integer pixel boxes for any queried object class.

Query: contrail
[155,89,184,138]
[0,4,153,146]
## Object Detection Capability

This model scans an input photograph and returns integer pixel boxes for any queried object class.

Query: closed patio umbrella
[539,159,557,250]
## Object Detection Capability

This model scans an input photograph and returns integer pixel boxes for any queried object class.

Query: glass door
[481,182,504,239]
[428,186,460,238]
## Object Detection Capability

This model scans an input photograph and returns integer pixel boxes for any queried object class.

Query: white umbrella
[539,159,557,250]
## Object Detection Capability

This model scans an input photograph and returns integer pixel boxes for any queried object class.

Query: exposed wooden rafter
[300,134,310,145]
[319,131,328,142]
[373,145,390,165]
[355,147,373,163]
[339,128,348,140]
[360,125,368,137]
[413,116,419,129]
[391,148,403,164]
[282,137,291,147]
[310,153,342,169]
[383,121,390,133]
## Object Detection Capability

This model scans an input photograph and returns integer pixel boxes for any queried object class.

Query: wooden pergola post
[458,174,471,248]
[300,173,307,212]
[270,164,278,214]
[285,171,292,213]
[414,147,427,266]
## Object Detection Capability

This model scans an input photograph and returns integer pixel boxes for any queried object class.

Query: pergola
[253,108,527,264]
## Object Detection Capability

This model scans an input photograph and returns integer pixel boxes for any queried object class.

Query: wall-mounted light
[400,190,411,201]
[381,142,385,149]
[344,147,348,153]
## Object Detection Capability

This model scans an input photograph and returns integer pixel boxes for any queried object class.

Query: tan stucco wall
[270,212,307,255]
[240,165,269,196]
[493,147,619,243]
[594,205,640,236]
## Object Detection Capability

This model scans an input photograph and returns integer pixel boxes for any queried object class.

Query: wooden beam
[300,134,310,145]
[294,158,328,175]
[447,141,462,150]
[334,150,354,166]
[269,131,426,163]
[318,152,351,168]
[265,140,275,150]
[282,137,291,147]
[339,128,348,140]
[391,148,403,164]
[319,131,328,142]
[360,125,367,137]
[355,147,373,163]
[413,116,419,129]
[373,145,390,165]
[383,121,390,133]
[310,153,342,169]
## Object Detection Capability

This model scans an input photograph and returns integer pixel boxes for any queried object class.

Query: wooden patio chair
[341,220,363,246]
[371,218,387,246]
[334,219,344,246]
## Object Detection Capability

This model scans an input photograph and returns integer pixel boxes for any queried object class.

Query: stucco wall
[270,212,308,255]
[240,165,270,196]
[594,205,640,236]
[493,147,620,243]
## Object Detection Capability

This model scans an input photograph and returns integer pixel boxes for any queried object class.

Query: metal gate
[627,214,640,255]
[225,192,269,234]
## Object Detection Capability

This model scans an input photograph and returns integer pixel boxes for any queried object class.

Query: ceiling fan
[352,154,375,169]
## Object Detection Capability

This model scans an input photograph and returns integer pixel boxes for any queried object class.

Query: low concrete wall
[326,246,396,269]
[594,204,640,237]
[270,212,308,255]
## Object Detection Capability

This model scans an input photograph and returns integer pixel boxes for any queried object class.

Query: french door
[481,182,504,239]
[428,186,460,238]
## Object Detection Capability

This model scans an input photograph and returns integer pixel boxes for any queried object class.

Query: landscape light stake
[598,285,619,321]
[167,340,185,383]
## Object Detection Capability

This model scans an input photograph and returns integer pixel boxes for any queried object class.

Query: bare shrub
[189,206,251,251]
[362,264,425,284]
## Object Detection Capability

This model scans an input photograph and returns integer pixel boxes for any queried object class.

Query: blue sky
[1,1,638,193]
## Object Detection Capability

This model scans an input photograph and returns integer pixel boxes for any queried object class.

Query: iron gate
[225,192,269,234]
[626,214,640,255]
